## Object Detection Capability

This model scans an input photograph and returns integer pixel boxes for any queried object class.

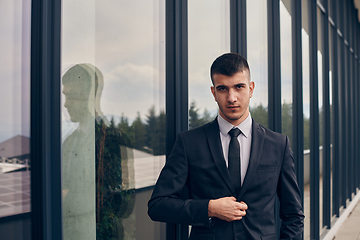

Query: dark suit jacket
[148,119,304,240]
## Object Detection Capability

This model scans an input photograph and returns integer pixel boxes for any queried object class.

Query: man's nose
[227,89,237,103]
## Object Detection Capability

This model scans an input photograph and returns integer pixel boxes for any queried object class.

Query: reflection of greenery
[117,107,166,156]
[250,104,268,128]
[188,101,312,150]
[250,103,312,151]
[189,101,213,129]
[95,120,135,239]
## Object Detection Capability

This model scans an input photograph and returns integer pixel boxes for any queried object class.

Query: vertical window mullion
[165,0,188,239]
[331,0,340,218]
[30,0,62,239]
[308,0,320,239]
[322,0,331,229]
[230,0,247,57]
[267,0,281,238]
[291,0,304,210]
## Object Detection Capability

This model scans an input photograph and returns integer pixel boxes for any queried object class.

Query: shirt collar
[217,113,252,138]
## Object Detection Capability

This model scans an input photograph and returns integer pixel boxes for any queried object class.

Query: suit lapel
[205,119,236,194]
[238,121,265,199]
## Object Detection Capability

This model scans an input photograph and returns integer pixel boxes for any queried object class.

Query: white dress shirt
[217,113,252,185]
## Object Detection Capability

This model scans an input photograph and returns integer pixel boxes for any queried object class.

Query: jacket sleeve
[147,133,211,227]
[278,136,305,240]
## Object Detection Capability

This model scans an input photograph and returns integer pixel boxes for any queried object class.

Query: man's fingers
[239,201,248,210]
[234,201,248,211]
[229,196,237,201]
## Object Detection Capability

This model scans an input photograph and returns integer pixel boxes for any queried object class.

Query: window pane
[280,0,293,146]
[188,0,230,129]
[317,7,325,234]
[302,0,310,237]
[61,0,166,239]
[0,0,31,232]
[329,23,334,220]
[247,0,268,127]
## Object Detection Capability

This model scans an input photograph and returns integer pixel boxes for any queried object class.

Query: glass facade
[1,1,360,240]
[0,0,31,239]
[280,0,293,146]
[188,0,230,129]
[302,2,310,239]
[61,0,165,239]
[247,0,268,127]
[317,6,324,235]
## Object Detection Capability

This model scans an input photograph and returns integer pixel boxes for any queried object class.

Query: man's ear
[211,86,217,101]
[249,81,255,98]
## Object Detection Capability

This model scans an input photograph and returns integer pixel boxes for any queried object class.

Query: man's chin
[223,115,241,122]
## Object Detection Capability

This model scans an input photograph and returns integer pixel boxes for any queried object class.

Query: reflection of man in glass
[62,64,135,240]
[148,53,304,240]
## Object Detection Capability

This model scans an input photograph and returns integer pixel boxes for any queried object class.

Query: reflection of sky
[247,0,268,108]
[0,0,31,142]
[62,0,166,123]
[2,0,325,143]
[302,28,310,118]
[318,50,323,110]
[188,0,230,117]
[280,1,293,104]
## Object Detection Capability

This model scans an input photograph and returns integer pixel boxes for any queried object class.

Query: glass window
[61,0,166,239]
[328,22,334,220]
[317,7,324,235]
[280,0,293,145]
[188,0,230,129]
[302,1,310,238]
[0,0,31,237]
[247,0,268,127]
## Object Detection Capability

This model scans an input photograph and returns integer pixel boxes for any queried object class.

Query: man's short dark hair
[210,53,250,84]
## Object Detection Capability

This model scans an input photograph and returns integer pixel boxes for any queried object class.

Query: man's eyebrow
[215,85,227,89]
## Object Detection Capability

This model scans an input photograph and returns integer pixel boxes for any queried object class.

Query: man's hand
[208,197,247,222]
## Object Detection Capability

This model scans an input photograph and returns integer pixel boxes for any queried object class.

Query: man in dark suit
[148,53,304,240]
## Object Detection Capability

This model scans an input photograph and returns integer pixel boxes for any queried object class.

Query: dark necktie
[228,128,241,194]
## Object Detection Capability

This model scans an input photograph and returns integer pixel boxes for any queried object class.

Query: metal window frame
[165,0,189,239]
[345,0,352,202]
[230,0,247,57]
[30,0,62,239]
[291,0,304,212]
[268,0,282,134]
[267,1,282,238]
[320,0,332,230]
[338,0,348,209]
[308,0,320,239]
[330,0,341,218]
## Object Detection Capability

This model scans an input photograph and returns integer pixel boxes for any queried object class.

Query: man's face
[211,70,254,126]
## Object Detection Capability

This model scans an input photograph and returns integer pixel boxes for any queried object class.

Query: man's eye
[217,87,226,91]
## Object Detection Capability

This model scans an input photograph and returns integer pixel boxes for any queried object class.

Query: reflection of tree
[145,106,166,155]
[95,119,135,240]
[116,106,166,156]
[114,101,314,158]
[250,103,311,151]
[304,115,310,150]
[250,104,268,128]
[189,101,213,129]
[132,112,146,151]
[282,102,292,145]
